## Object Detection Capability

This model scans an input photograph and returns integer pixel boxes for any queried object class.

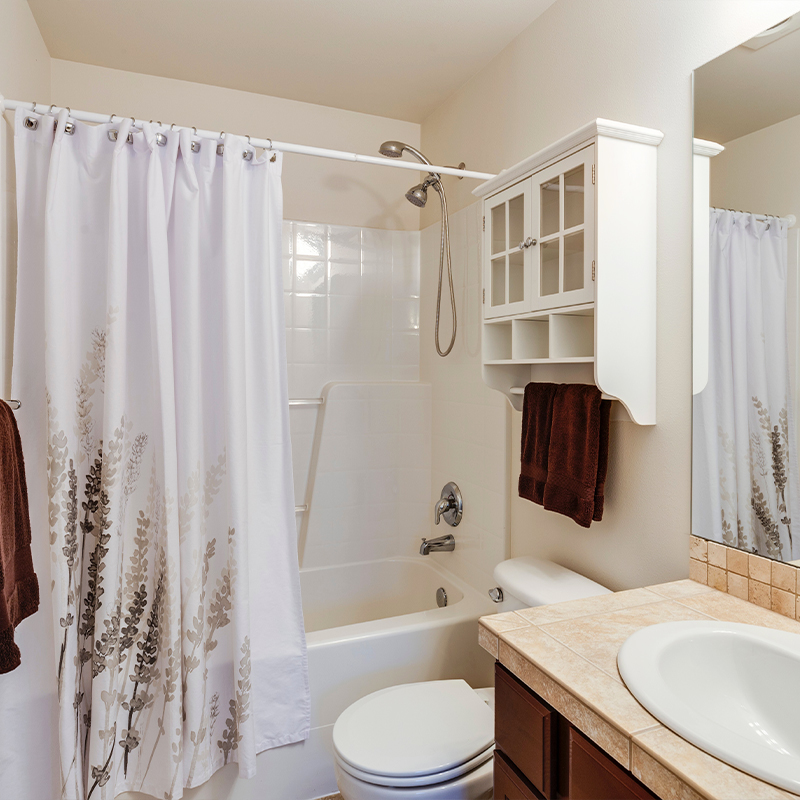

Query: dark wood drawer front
[495,663,557,799]
[494,750,545,800]
[569,727,658,800]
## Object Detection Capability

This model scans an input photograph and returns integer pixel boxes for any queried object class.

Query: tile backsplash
[689,535,800,619]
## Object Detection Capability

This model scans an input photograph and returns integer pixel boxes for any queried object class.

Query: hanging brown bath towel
[519,383,611,528]
[518,382,559,506]
[0,400,39,673]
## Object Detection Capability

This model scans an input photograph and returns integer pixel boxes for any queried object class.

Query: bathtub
[185,556,495,800]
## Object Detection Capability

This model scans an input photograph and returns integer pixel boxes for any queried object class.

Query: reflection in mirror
[693,14,800,564]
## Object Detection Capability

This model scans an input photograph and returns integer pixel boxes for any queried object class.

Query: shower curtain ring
[170,122,176,130]
[30,100,36,110]
[109,112,116,122]
[267,138,273,150]
[49,104,56,114]
[66,107,70,117]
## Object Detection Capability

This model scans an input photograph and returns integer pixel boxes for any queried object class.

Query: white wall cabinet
[474,119,663,425]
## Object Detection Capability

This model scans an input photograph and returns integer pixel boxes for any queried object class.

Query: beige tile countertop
[479,579,800,800]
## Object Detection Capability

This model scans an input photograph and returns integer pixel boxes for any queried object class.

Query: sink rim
[618,620,800,794]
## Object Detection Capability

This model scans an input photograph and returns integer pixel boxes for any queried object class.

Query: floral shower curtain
[693,208,800,560]
[12,108,309,799]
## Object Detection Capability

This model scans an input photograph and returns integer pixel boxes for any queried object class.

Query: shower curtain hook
[192,126,197,135]
[267,138,273,150]
[109,112,116,122]
[49,104,57,114]
[30,100,36,111]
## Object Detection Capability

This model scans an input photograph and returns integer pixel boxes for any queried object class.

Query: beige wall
[710,113,800,221]
[50,59,421,231]
[419,0,800,592]
[0,0,51,393]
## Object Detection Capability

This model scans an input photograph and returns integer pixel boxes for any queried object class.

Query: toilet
[332,557,610,799]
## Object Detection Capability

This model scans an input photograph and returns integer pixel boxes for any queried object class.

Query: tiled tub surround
[300,382,431,568]
[283,220,422,543]
[479,581,800,799]
[284,220,421,396]
[420,202,508,594]
[689,534,800,619]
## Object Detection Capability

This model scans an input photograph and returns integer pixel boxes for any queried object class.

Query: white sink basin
[618,621,800,794]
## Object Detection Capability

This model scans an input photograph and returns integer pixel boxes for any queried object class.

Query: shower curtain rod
[1,98,497,181]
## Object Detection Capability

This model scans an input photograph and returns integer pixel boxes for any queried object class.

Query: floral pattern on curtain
[693,208,800,561]
[12,109,310,799]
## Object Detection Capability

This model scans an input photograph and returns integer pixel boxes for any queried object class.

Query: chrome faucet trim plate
[434,481,463,527]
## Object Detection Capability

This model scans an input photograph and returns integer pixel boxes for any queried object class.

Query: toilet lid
[333,680,494,780]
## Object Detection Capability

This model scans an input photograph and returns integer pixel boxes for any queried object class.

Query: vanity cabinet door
[568,727,658,800]
[495,663,557,799]
[494,749,545,800]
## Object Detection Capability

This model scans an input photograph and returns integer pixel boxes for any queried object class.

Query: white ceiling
[694,20,800,144]
[27,0,557,123]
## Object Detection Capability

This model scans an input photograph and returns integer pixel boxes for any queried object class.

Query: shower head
[378,141,433,166]
[405,183,429,208]
[379,141,407,158]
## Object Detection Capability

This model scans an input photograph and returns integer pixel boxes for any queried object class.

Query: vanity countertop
[479,579,800,800]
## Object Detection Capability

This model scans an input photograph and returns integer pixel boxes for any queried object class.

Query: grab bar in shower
[289,398,324,407]
[509,387,614,401]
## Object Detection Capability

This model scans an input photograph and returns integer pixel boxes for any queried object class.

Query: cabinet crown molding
[473,118,664,199]
[693,138,725,157]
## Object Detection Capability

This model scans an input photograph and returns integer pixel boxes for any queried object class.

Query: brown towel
[519,383,611,528]
[518,383,558,506]
[0,400,39,674]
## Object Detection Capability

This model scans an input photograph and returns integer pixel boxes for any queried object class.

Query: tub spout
[420,533,455,556]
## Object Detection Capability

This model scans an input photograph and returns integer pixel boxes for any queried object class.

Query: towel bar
[509,386,614,401]
[289,398,324,407]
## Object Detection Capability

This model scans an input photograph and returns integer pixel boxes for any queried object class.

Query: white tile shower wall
[301,383,432,568]
[283,220,423,551]
[420,201,508,595]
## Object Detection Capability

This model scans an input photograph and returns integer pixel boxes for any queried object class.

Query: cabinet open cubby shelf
[483,303,595,363]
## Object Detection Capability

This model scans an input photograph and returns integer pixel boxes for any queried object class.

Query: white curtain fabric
[12,107,309,799]
[693,208,800,560]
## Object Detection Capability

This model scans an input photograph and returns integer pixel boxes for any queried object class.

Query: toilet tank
[492,557,611,612]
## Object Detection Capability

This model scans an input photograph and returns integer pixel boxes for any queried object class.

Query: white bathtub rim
[303,556,494,647]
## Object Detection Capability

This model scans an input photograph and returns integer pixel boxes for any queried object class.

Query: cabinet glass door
[484,181,531,319]
[530,145,595,310]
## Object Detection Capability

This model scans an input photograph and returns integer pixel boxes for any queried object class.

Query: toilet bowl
[333,558,610,799]
[333,681,494,800]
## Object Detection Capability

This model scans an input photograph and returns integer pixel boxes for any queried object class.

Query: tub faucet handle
[434,481,463,527]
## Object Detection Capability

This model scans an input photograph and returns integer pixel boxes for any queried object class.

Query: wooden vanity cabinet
[494,663,659,800]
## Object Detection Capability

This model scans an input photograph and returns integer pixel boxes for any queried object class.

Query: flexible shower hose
[433,182,457,357]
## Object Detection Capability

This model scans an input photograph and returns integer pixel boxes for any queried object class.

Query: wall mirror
[693,13,800,564]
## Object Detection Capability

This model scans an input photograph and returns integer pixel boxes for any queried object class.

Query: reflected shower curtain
[12,108,309,799]
[693,209,800,560]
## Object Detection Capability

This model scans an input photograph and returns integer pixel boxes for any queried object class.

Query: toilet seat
[333,680,494,788]
[335,744,494,788]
